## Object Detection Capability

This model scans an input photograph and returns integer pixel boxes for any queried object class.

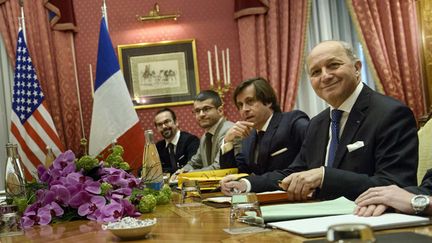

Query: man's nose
[320,68,333,81]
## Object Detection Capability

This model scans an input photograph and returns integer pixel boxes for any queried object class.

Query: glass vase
[4,143,26,199]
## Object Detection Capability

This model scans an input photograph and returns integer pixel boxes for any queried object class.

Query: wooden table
[1,194,432,243]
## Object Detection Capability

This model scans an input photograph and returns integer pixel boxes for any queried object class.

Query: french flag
[89,17,144,173]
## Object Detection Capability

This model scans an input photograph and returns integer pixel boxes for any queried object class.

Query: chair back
[417,117,432,185]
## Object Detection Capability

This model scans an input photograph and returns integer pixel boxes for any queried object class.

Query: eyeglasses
[155,119,174,128]
[192,106,216,115]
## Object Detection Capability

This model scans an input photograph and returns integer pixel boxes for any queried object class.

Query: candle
[214,45,220,81]
[207,51,214,86]
[222,50,227,85]
[226,48,230,85]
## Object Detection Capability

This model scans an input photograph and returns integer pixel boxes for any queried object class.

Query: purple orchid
[78,195,106,220]
[96,201,124,222]
[21,205,53,228]
[22,150,143,227]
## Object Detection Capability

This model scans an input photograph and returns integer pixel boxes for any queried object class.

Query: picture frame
[118,39,200,109]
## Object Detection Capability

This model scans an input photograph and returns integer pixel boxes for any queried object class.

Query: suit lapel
[257,113,280,168]
[247,131,257,163]
[208,118,225,163]
[175,132,184,158]
[332,86,370,168]
[314,111,330,166]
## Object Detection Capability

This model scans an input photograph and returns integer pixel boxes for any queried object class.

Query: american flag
[10,29,63,176]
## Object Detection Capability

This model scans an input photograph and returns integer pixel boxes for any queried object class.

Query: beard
[161,128,173,139]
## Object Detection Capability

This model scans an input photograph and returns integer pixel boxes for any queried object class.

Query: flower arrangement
[18,146,171,228]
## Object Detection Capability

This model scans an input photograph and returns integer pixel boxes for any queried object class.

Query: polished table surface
[1,193,432,243]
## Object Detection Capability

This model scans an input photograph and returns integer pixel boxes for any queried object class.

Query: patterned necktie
[328,109,343,167]
[205,132,213,163]
[167,143,177,171]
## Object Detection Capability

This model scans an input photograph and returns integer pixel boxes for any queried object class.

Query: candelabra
[208,45,231,100]
[211,80,230,100]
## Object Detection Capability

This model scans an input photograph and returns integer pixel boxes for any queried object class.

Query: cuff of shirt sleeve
[221,140,234,154]
[240,178,251,193]
[320,166,325,188]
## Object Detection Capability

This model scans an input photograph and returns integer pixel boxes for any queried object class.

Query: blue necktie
[328,109,343,167]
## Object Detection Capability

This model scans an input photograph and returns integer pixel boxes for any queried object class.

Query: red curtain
[234,0,310,111]
[348,0,425,118]
[0,0,82,152]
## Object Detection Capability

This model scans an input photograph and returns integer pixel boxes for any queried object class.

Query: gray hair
[305,40,360,73]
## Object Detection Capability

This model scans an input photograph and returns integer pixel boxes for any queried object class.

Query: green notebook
[261,197,356,222]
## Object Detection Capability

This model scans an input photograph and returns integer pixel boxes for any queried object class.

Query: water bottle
[141,130,163,190]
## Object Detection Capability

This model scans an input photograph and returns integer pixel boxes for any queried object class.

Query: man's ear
[217,105,224,115]
[354,60,362,73]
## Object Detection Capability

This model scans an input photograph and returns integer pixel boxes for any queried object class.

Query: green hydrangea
[156,193,170,205]
[100,182,113,195]
[138,194,157,213]
[104,145,130,170]
[75,155,99,172]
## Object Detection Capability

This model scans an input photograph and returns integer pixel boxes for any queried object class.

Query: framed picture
[118,39,200,109]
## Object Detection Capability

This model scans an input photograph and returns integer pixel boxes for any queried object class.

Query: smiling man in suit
[221,40,418,201]
[220,77,309,175]
[154,108,200,174]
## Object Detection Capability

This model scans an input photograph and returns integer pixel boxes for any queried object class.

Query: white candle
[226,48,230,85]
[214,45,220,81]
[207,51,214,86]
[222,50,227,85]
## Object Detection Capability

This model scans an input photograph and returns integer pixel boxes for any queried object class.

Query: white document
[268,213,431,237]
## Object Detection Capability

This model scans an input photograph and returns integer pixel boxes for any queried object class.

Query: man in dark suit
[221,40,418,201]
[154,108,200,174]
[355,169,432,216]
[220,77,309,175]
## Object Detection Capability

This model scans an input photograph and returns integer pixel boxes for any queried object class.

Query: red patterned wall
[74,0,241,141]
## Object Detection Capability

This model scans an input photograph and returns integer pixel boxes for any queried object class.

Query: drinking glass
[181,180,201,204]
[327,223,376,243]
[229,193,264,232]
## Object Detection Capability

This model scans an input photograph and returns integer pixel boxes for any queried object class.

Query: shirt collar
[330,81,364,113]
[258,113,273,133]
[207,117,224,135]
[165,130,180,147]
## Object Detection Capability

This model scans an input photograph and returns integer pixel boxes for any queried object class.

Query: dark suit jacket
[220,111,309,175]
[156,131,199,174]
[406,169,432,195]
[248,85,418,200]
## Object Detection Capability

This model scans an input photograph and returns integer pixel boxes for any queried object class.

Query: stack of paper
[268,213,431,237]
[261,197,356,222]
[177,168,248,190]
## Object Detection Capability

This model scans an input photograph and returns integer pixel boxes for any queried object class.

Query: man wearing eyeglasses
[174,90,236,175]
[220,77,309,175]
[154,108,200,174]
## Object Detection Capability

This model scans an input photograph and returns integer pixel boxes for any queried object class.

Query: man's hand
[354,185,415,215]
[220,175,247,196]
[278,167,323,201]
[224,121,254,143]
[169,168,186,182]
[354,204,388,217]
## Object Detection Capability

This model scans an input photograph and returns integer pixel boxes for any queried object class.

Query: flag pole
[102,0,108,30]
[70,36,86,139]
[18,0,26,39]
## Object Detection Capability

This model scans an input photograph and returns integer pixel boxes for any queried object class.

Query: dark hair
[195,90,222,108]
[155,108,177,122]
[233,77,281,112]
